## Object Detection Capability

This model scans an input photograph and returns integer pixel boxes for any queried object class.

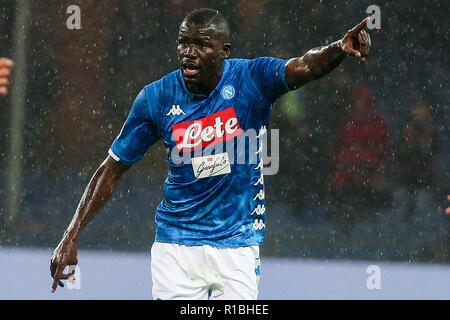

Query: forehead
[178,21,219,40]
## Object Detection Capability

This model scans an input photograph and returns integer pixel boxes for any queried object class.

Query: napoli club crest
[221,85,236,100]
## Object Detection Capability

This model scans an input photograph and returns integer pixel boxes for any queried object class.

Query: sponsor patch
[172,107,242,152]
[191,152,231,179]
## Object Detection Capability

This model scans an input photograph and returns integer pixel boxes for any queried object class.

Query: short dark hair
[182,8,230,43]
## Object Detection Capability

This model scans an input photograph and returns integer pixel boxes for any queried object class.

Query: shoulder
[141,70,181,103]
[143,70,179,94]
[225,58,254,73]
[227,57,283,65]
[226,58,250,66]
[226,57,283,70]
[243,57,290,79]
[249,56,291,70]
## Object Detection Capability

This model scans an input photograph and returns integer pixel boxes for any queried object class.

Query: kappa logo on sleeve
[172,108,243,152]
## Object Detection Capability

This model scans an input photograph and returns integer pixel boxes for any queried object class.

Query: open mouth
[182,62,200,77]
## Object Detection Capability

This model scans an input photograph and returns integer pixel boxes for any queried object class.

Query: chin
[182,74,201,85]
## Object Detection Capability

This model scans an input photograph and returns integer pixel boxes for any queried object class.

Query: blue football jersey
[109,57,292,247]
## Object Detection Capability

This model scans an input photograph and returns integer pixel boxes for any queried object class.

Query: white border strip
[108,148,120,162]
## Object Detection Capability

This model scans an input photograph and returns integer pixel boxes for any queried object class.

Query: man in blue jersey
[50,8,371,299]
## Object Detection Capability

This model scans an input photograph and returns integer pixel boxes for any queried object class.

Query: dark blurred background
[0,0,448,262]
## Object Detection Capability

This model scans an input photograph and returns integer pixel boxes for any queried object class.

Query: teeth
[184,67,199,75]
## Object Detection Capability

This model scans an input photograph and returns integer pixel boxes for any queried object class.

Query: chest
[160,82,265,151]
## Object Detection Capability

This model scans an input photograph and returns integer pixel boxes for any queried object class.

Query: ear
[221,43,231,59]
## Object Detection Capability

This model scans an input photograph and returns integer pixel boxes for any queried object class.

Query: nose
[183,45,198,59]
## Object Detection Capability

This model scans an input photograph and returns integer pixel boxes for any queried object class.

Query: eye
[178,38,187,46]
[198,41,208,49]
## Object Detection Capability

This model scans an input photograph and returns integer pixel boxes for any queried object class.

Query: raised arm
[285,17,371,90]
[50,155,130,292]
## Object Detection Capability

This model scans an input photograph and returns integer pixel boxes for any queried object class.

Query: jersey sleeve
[108,88,160,165]
[247,57,293,103]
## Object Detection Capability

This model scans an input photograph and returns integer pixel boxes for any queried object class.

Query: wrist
[63,225,80,242]
[334,39,346,55]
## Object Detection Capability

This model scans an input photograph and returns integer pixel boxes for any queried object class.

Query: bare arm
[50,155,130,292]
[285,17,371,90]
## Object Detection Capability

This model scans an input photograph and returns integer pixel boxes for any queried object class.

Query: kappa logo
[166,104,185,116]
[254,158,263,170]
[254,175,264,186]
[251,204,266,216]
[253,189,265,201]
[252,219,265,231]
[256,125,267,138]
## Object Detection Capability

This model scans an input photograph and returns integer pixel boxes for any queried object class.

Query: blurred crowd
[273,71,446,233]
[0,0,448,260]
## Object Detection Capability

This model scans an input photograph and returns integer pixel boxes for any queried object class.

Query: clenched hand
[50,236,78,293]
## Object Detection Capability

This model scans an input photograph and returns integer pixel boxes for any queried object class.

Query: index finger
[350,17,370,34]
[0,68,11,77]
[51,265,64,292]
[0,58,14,68]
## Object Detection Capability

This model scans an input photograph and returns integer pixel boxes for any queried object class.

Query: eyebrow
[178,33,212,41]
[178,25,216,40]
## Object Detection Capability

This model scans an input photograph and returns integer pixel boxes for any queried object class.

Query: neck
[185,62,224,96]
